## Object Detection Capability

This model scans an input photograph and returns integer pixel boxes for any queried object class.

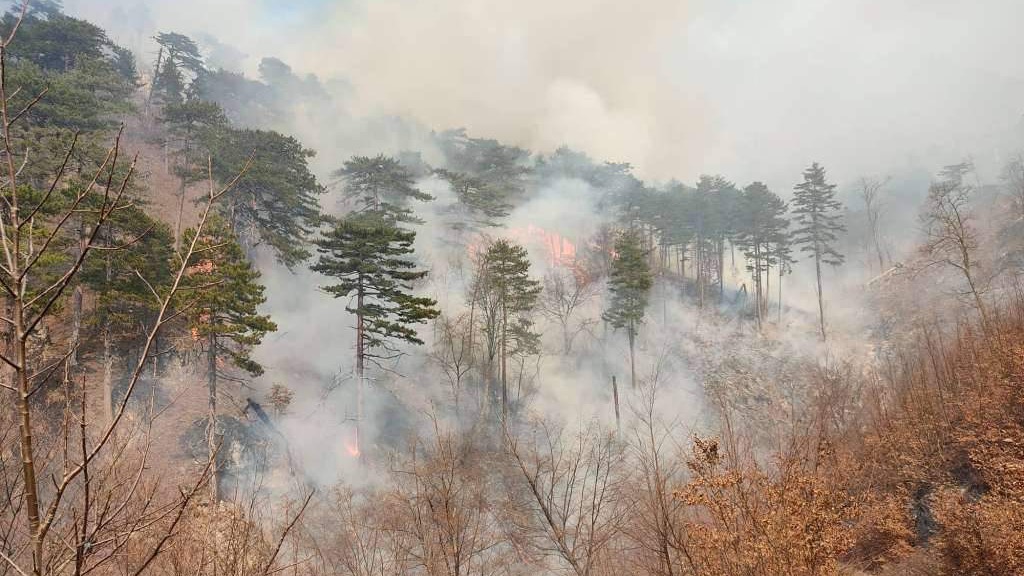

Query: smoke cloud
[67,0,1024,186]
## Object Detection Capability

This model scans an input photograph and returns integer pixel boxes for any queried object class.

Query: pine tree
[312,212,439,454]
[160,98,227,250]
[434,129,530,231]
[335,154,432,223]
[473,239,541,422]
[183,216,276,500]
[603,231,652,390]
[658,182,696,287]
[202,127,324,267]
[690,175,739,307]
[435,169,513,230]
[769,226,796,324]
[791,162,845,340]
[80,205,175,424]
[152,57,185,106]
[149,32,205,111]
[737,182,789,330]
[153,32,205,81]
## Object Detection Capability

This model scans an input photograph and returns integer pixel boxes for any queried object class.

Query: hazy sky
[66,0,1024,189]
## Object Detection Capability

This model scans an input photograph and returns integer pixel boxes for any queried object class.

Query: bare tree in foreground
[0,6,299,572]
[506,421,629,575]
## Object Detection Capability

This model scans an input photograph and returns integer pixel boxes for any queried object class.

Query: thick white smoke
[67,0,1024,186]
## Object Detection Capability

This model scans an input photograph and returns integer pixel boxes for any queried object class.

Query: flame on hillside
[507,224,577,267]
[465,224,614,286]
[467,225,578,267]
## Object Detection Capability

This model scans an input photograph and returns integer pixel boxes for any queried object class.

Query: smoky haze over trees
[3,2,1024,575]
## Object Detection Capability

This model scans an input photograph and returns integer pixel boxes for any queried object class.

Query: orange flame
[507,224,577,267]
[343,438,360,458]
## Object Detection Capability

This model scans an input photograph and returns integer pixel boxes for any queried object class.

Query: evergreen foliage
[736,181,789,327]
[202,127,324,267]
[434,129,530,228]
[603,231,652,389]
[183,216,277,378]
[335,154,432,224]
[313,212,439,365]
[474,239,541,419]
[791,162,845,339]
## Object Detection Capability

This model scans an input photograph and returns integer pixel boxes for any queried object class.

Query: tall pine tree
[791,162,845,340]
[737,182,789,330]
[603,231,652,390]
[183,216,276,500]
[159,98,227,250]
[473,239,541,422]
[312,212,439,455]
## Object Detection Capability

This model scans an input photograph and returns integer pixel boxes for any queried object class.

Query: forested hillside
[2,2,1024,575]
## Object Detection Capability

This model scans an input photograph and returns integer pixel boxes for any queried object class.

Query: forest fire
[7,2,1021,576]
[507,224,577,267]
[467,225,579,268]
[342,436,360,458]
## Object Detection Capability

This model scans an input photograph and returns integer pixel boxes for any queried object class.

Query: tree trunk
[14,291,44,574]
[70,216,87,366]
[961,256,991,333]
[173,139,189,251]
[102,319,114,426]
[207,332,220,502]
[752,244,762,330]
[500,302,508,424]
[680,246,686,297]
[611,375,621,437]
[355,286,365,459]
[102,251,113,425]
[778,265,784,324]
[718,239,725,302]
[147,46,164,113]
[815,249,827,341]
[697,241,705,309]
[628,325,637,390]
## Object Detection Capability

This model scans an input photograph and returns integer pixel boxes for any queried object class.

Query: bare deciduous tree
[858,176,890,273]
[506,421,628,576]
[539,267,599,355]
[919,162,991,330]
[392,420,506,576]
[431,313,477,417]
[625,387,689,576]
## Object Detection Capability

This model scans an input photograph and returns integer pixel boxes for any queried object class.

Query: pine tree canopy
[602,231,652,336]
[478,239,542,313]
[335,154,432,223]
[737,181,790,268]
[313,212,439,359]
[791,162,845,266]
[80,205,175,351]
[154,32,206,78]
[475,239,542,359]
[436,168,513,227]
[203,127,324,268]
[183,216,276,378]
